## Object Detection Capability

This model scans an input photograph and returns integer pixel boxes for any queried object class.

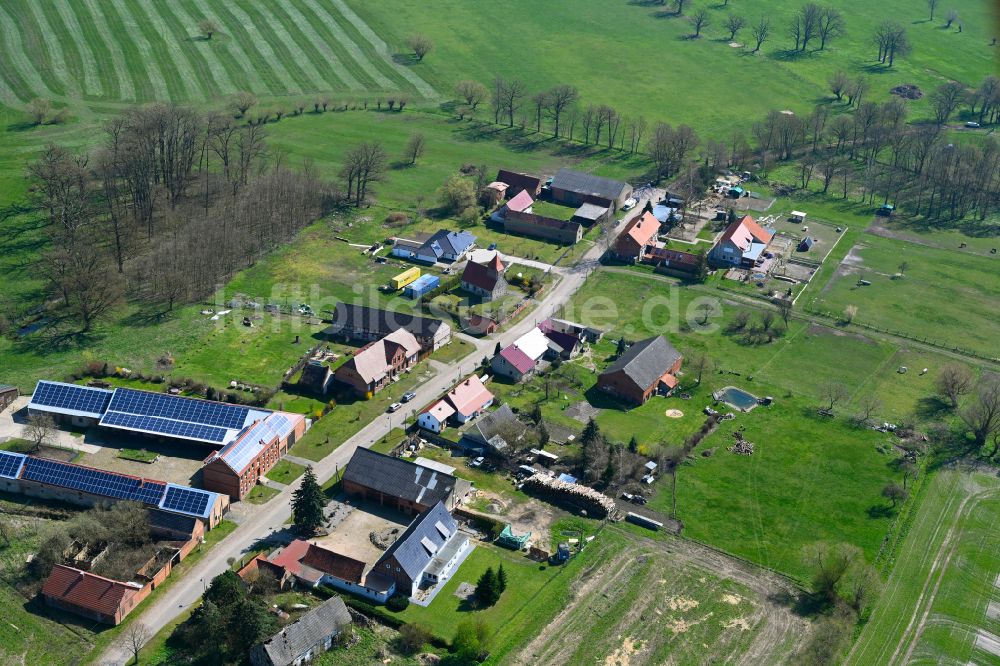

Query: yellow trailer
[391,267,421,290]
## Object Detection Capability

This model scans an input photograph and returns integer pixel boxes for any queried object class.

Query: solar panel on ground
[29,381,113,417]
[161,484,214,518]
[219,413,293,472]
[107,388,252,430]
[0,451,27,479]
[21,457,166,505]
[101,410,229,444]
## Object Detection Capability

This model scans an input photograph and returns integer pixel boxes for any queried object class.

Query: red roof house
[42,564,145,625]
[708,215,774,267]
[445,375,495,422]
[461,254,508,301]
[492,345,536,381]
[495,169,542,197]
[613,212,661,260]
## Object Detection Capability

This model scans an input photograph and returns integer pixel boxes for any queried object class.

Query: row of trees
[25,103,339,332]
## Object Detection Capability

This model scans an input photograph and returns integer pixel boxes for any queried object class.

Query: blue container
[404,274,440,299]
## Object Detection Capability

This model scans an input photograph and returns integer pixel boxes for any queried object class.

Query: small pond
[716,386,759,412]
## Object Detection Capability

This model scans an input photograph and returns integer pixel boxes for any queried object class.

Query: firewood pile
[523,474,622,520]
[728,430,755,455]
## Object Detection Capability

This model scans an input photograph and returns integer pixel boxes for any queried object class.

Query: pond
[716,386,759,412]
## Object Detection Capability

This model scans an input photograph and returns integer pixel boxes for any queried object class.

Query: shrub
[398,623,431,654]
[386,594,410,612]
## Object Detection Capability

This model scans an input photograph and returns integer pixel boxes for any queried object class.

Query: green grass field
[808,233,1000,359]
[848,469,1000,665]
[264,459,306,485]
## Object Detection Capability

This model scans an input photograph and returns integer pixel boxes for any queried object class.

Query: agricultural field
[352,0,995,135]
[848,469,1000,665]
[807,233,1000,359]
[513,525,813,665]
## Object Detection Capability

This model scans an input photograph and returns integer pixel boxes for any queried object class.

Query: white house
[417,400,455,433]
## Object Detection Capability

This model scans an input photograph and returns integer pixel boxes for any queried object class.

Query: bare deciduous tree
[198,19,219,40]
[927,0,938,21]
[455,80,488,113]
[929,81,966,125]
[690,8,710,37]
[341,141,387,207]
[751,16,770,52]
[819,381,850,412]
[233,91,258,118]
[961,374,1000,453]
[24,413,56,451]
[28,98,51,126]
[937,364,974,408]
[545,84,578,138]
[725,14,747,41]
[804,541,861,603]
[406,34,434,61]
[829,70,849,101]
[118,622,151,665]
[816,6,844,50]
[403,132,426,165]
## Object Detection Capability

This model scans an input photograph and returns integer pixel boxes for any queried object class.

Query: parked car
[631,494,648,505]
[487,243,497,251]
[401,391,417,403]
[386,402,402,413]
[469,456,485,468]
[965,121,981,128]
[621,197,637,211]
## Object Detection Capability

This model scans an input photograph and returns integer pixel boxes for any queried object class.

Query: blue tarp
[557,473,578,484]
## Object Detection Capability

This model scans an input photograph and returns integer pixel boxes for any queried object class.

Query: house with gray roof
[341,448,469,514]
[597,335,683,405]
[372,501,471,598]
[550,168,633,213]
[463,404,527,455]
[250,596,352,666]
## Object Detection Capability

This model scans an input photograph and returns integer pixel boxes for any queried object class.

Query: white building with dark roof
[250,596,352,666]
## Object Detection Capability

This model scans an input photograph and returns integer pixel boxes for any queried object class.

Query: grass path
[32,2,82,98]
[59,1,109,99]
[174,0,252,95]
[328,0,437,98]
[79,0,139,101]
[233,0,321,94]
[7,2,66,98]
[253,1,342,93]
[152,2,233,97]
[114,0,190,100]
[203,0,286,97]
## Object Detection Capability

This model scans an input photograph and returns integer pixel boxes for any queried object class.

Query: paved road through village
[98,214,627,664]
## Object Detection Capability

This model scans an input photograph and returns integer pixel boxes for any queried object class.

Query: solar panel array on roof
[217,413,294,473]
[21,457,166,505]
[106,388,252,429]
[101,410,229,444]
[29,381,113,418]
[0,451,27,479]
[160,484,214,518]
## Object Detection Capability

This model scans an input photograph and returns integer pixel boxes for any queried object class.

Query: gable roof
[551,168,629,201]
[446,375,494,417]
[496,169,542,195]
[383,328,421,357]
[498,345,536,374]
[324,303,447,342]
[343,448,455,507]
[621,212,661,249]
[298,362,331,392]
[475,404,526,448]
[42,564,139,618]
[573,203,609,221]
[376,502,457,581]
[462,260,505,293]
[718,215,773,252]
[505,189,534,213]
[513,327,550,361]
[422,229,477,258]
[600,335,683,393]
[541,328,579,354]
[422,399,456,422]
[300,543,366,583]
[256,597,351,666]
[646,246,701,267]
[210,412,303,474]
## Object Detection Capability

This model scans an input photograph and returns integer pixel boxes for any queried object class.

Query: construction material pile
[728,431,755,455]
[523,474,622,519]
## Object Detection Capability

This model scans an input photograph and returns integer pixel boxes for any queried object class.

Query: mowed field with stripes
[0,0,436,110]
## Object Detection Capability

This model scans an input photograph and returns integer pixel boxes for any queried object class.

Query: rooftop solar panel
[217,413,294,473]
[107,388,253,430]
[160,484,215,519]
[21,457,166,505]
[0,451,27,479]
[29,381,113,418]
[100,410,229,444]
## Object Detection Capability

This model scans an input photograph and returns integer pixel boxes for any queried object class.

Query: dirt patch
[667,613,711,635]
[987,601,1000,621]
[806,323,876,345]
[728,42,743,48]
[890,83,923,99]
[723,617,753,631]
[665,409,684,418]
[666,596,700,612]
[454,582,476,600]
[722,593,743,605]
[976,630,1000,658]
[604,637,641,666]
[312,500,410,565]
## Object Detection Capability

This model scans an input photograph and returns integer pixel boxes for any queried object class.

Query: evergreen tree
[695,251,709,282]
[229,597,275,651]
[538,422,550,447]
[475,567,500,606]
[602,443,616,485]
[497,564,508,593]
[581,417,600,445]
[628,435,639,454]
[616,336,627,358]
[292,466,328,535]
[529,404,543,425]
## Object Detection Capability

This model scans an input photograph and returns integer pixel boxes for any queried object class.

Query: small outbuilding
[798,236,815,252]
[790,210,807,223]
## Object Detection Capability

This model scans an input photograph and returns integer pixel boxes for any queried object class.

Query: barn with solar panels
[0,450,228,528]
[202,411,307,499]
[25,381,307,501]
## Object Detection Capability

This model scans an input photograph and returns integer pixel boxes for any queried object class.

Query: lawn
[392,539,609,662]
[245,484,280,504]
[116,448,159,464]
[806,234,1000,359]
[529,200,577,221]
[265,459,306,485]
[847,469,1000,665]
